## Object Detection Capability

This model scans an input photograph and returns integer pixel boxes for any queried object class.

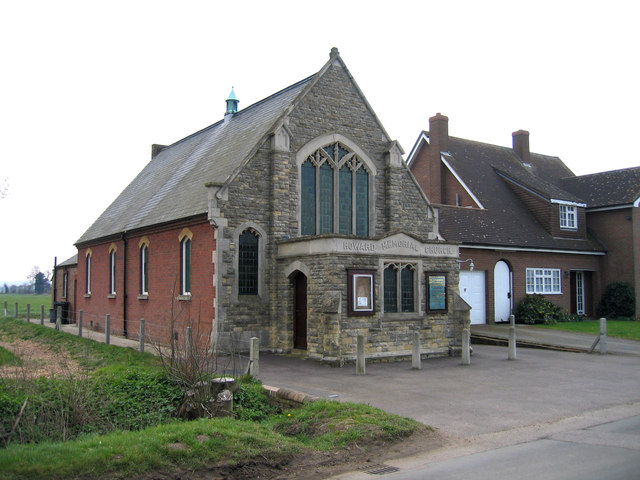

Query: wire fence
[2,301,253,378]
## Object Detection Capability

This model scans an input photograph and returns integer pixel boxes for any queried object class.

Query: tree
[0,177,8,199]
[28,267,51,295]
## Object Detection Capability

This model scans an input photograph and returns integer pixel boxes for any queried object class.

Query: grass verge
[536,318,640,341]
[0,401,420,480]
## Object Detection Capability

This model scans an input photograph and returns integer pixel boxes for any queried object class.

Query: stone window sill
[107,294,116,299]
[138,294,149,300]
[177,294,192,301]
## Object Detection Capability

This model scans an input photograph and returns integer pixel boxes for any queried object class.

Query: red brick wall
[52,263,78,320]
[76,218,216,345]
[587,208,635,289]
[459,247,603,322]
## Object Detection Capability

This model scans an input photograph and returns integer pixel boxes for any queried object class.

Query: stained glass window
[356,168,369,236]
[300,142,369,237]
[339,166,352,234]
[384,265,398,313]
[401,267,414,312]
[301,160,316,235]
[319,162,334,234]
[239,230,259,295]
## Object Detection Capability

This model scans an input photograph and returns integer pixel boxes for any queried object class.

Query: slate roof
[434,136,605,252]
[57,254,78,267]
[76,75,314,245]
[560,167,640,209]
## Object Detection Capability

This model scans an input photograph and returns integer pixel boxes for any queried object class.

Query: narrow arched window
[86,252,92,295]
[181,237,191,295]
[140,244,149,295]
[109,249,116,295]
[238,229,259,295]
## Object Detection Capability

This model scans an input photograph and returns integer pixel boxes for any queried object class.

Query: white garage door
[459,271,486,325]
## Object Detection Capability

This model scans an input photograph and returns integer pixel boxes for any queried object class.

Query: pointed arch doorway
[292,271,308,349]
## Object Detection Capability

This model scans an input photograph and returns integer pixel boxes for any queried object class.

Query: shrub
[233,378,281,422]
[597,282,635,318]
[514,294,567,324]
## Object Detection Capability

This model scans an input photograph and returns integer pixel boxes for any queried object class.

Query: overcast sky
[1,0,638,284]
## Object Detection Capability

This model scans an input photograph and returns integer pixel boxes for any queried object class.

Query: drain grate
[358,463,400,475]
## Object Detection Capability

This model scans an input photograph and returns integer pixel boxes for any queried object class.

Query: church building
[73,48,466,364]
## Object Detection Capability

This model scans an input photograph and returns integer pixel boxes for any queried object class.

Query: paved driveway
[259,343,640,437]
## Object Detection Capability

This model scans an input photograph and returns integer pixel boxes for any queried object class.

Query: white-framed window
[526,268,561,294]
[140,243,149,295]
[109,248,116,295]
[559,205,577,229]
[85,251,92,295]
[181,237,191,295]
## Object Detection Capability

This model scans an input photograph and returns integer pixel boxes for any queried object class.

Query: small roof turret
[226,87,239,115]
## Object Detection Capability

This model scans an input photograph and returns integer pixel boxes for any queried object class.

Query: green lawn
[537,319,640,341]
[0,293,51,319]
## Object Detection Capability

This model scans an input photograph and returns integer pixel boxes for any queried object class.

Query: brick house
[408,113,639,323]
[52,254,78,323]
[72,49,467,363]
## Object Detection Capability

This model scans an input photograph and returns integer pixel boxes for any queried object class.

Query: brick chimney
[512,130,530,164]
[429,113,449,154]
[427,113,449,204]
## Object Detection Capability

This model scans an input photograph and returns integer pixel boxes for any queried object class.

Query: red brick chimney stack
[429,113,449,154]
[512,130,530,164]
[427,113,449,204]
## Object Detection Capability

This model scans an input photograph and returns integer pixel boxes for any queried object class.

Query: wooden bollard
[78,310,83,337]
[508,314,517,360]
[250,336,260,377]
[105,314,111,344]
[26,304,30,322]
[356,334,366,375]
[461,328,471,365]
[40,305,44,325]
[55,306,62,331]
[139,319,145,353]
[412,331,421,370]
[600,318,607,354]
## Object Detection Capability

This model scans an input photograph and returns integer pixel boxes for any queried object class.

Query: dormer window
[559,205,577,230]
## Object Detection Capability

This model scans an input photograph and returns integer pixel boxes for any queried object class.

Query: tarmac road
[259,342,640,479]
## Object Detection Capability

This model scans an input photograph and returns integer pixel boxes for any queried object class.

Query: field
[0,293,51,319]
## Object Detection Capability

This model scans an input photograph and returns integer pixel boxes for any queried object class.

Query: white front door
[460,271,486,324]
[494,261,511,323]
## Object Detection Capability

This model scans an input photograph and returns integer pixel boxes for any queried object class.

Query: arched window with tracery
[301,142,370,236]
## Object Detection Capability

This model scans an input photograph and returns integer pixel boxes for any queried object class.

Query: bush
[233,378,281,422]
[514,294,567,324]
[597,282,635,318]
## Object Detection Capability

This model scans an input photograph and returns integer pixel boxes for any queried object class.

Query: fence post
[139,318,145,353]
[3,300,7,316]
[412,331,421,370]
[461,328,471,365]
[105,314,111,345]
[600,318,608,354]
[185,326,193,359]
[55,306,62,331]
[26,304,31,322]
[249,336,260,377]
[508,314,517,360]
[356,334,366,375]
[14,302,18,318]
[40,305,44,325]
[78,310,83,337]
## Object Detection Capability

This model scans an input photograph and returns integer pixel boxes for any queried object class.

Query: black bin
[52,301,70,324]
